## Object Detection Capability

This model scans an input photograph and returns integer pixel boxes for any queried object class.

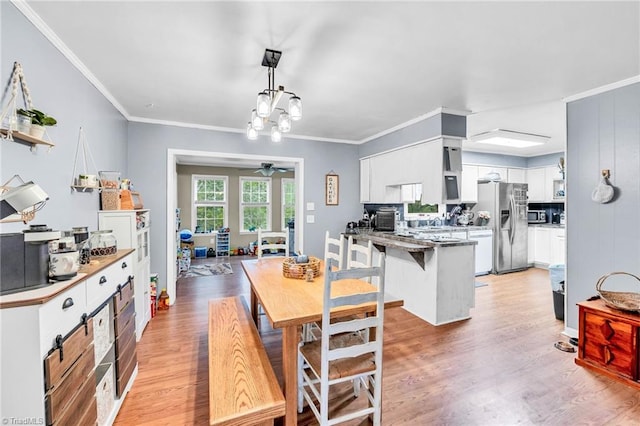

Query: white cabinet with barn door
[99,210,151,341]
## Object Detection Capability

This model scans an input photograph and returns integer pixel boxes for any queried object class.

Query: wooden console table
[576,299,640,390]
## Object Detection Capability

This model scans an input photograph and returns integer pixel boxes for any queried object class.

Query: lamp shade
[251,110,264,130]
[289,96,302,121]
[246,123,258,140]
[271,125,282,142]
[256,92,271,118]
[278,111,291,133]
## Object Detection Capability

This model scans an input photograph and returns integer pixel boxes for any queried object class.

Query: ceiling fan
[254,163,293,176]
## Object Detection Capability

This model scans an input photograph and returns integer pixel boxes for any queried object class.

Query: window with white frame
[192,175,227,233]
[240,177,271,232]
[281,178,295,230]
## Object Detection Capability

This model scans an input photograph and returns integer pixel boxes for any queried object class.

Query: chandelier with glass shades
[246,49,302,142]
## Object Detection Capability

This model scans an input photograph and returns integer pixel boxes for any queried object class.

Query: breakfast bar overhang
[356,232,477,326]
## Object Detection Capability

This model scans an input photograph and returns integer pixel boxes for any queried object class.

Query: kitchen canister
[89,230,117,256]
[49,250,79,280]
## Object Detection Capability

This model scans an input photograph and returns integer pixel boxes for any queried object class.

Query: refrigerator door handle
[509,195,516,245]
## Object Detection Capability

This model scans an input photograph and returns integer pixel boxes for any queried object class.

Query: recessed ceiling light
[469,129,549,148]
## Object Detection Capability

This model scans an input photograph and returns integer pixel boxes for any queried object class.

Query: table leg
[282,325,299,426]
[250,288,259,326]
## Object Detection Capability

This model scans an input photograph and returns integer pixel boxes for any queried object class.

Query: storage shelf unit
[99,210,151,341]
[216,231,230,256]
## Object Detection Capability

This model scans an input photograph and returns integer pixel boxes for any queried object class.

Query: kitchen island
[356,231,476,326]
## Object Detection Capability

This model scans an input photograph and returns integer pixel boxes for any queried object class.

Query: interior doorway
[165,149,305,305]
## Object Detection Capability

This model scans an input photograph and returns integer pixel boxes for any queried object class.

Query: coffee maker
[0,225,61,295]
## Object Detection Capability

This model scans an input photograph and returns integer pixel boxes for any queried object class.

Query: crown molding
[563,75,640,103]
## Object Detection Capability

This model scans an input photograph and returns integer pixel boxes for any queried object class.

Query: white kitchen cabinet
[507,168,527,183]
[549,228,566,265]
[534,227,551,265]
[359,158,371,203]
[0,252,135,426]
[528,226,535,265]
[363,139,460,204]
[99,210,151,341]
[461,164,479,203]
[545,166,565,201]
[526,167,546,202]
[478,166,508,182]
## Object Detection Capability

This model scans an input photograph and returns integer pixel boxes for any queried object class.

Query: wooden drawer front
[116,350,137,397]
[44,317,94,391]
[114,300,135,338]
[583,312,637,378]
[74,396,98,426]
[40,282,88,354]
[115,319,136,363]
[51,370,97,426]
[113,278,135,316]
[45,344,96,425]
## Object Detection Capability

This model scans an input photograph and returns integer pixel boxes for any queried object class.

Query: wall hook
[601,169,610,179]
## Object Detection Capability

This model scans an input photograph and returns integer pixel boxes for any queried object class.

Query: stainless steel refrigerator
[474,181,528,274]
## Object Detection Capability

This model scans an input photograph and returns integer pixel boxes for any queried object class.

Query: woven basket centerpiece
[282,256,321,279]
[596,272,640,313]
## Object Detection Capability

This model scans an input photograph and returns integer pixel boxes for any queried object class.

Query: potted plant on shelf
[17,108,57,138]
[16,108,32,133]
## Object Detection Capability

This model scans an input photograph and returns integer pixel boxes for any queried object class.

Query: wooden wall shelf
[1,128,55,151]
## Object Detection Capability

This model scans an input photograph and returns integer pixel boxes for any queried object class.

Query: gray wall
[1,3,127,234]
[566,82,640,331]
[127,122,362,290]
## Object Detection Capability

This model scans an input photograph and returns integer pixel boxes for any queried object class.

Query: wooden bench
[208,296,285,426]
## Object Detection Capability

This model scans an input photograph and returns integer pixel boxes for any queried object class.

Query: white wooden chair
[304,231,346,342]
[297,255,386,425]
[257,228,289,258]
[324,230,344,270]
[346,235,372,270]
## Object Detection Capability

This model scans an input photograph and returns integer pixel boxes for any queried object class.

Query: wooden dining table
[241,257,403,426]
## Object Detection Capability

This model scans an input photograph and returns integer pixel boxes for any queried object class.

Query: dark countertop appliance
[373,207,396,231]
[0,226,60,295]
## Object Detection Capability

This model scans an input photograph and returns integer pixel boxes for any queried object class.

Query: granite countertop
[355,231,477,249]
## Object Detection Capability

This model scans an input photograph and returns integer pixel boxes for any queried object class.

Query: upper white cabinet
[526,167,546,202]
[359,158,371,203]
[360,138,461,204]
[527,166,565,202]
[461,164,479,203]
[507,168,527,183]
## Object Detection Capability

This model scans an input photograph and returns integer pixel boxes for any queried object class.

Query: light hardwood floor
[114,257,640,425]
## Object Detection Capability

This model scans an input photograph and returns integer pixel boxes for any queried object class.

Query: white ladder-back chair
[298,254,386,425]
[257,228,289,258]
[347,235,373,284]
[324,230,344,270]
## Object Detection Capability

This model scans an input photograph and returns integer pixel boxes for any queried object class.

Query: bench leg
[282,325,300,426]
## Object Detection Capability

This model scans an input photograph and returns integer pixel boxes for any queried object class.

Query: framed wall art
[325,173,339,205]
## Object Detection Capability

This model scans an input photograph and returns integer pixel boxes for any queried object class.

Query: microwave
[528,210,546,224]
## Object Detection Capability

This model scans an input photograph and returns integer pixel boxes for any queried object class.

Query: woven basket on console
[282,256,321,279]
[596,271,640,313]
